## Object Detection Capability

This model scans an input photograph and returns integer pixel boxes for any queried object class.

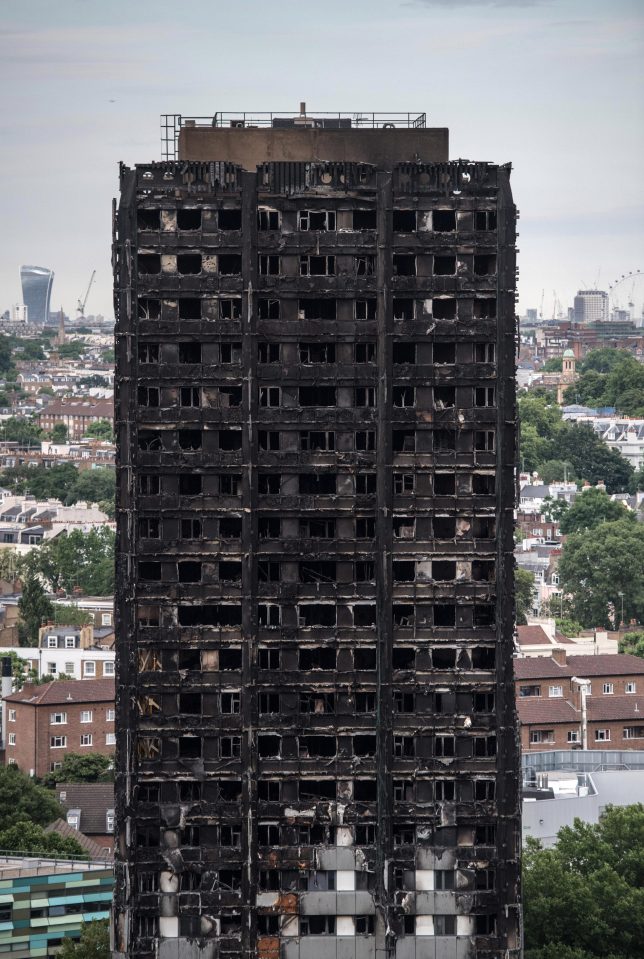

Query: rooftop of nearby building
[515,652,644,679]
[56,783,114,836]
[43,819,110,860]
[4,677,115,706]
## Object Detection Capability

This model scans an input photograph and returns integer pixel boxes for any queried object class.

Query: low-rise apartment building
[3,678,115,777]
[36,398,113,441]
[516,651,644,751]
[0,854,112,958]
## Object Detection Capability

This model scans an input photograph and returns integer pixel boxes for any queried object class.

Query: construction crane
[76,271,96,318]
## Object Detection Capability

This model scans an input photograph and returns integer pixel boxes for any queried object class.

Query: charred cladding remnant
[113,109,521,959]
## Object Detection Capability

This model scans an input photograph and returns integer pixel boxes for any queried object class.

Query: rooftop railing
[161,112,427,161]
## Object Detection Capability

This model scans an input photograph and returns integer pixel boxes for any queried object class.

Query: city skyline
[0,0,642,319]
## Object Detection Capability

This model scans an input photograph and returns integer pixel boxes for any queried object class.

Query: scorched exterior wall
[113,147,521,959]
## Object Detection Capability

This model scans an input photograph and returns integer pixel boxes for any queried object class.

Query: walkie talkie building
[20,264,54,326]
[113,110,521,959]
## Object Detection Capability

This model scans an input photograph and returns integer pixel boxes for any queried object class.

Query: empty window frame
[300,430,335,451]
[355,254,376,276]
[258,342,280,363]
[218,208,242,230]
[393,210,417,232]
[355,342,376,363]
[299,342,335,364]
[258,298,280,320]
[257,208,280,230]
[258,430,280,451]
[356,298,377,320]
[353,208,376,230]
[220,298,242,319]
[299,210,336,231]
[299,298,337,320]
[300,517,336,538]
[393,255,416,277]
[258,255,280,275]
[300,255,335,276]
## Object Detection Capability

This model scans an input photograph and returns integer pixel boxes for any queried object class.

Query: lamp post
[618,591,625,628]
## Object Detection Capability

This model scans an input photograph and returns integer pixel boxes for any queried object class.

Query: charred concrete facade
[113,116,521,959]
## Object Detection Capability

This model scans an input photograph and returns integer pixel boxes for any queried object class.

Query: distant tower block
[20,265,54,327]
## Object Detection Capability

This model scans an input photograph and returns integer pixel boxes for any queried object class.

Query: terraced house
[113,109,520,959]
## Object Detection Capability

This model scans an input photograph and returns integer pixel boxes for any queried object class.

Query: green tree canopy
[0,820,84,857]
[0,335,15,376]
[24,527,115,595]
[42,753,114,787]
[0,463,115,509]
[539,460,575,484]
[550,422,633,493]
[0,765,63,831]
[58,920,110,959]
[18,575,54,645]
[524,806,644,959]
[50,423,68,443]
[515,567,536,625]
[580,348,632,374]
[558,518,644,627]
[619,632,644,658]
[541,357,563,372]
[0,416,42,445]
[84,419,113,441]
[560,487,632,534]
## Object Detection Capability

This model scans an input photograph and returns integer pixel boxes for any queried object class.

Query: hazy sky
[1,0,642,319]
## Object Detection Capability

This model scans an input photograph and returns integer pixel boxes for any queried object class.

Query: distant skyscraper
[20,265,54,327]
[573,290,609,324]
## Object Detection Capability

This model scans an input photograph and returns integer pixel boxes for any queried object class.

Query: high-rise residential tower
[19,265,54,327]
[113,110,521,959]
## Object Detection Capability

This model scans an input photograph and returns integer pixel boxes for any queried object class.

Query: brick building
[113,111,520,958]
[36,398,113,440]
[3,678,115,777]
[516,651,644,751]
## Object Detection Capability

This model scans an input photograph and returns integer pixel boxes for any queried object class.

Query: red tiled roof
[587,695,644,722]
[517,699,578,725]
[43,819,111,860]
[5,678,115,706]
[517,625,553,646]
[515,653,644,680]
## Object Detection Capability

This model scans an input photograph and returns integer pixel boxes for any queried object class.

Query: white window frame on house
[8,733,16,746]
[106,709,115,722]
[50,735,67,748]
[529,729,554,745]
[7,759,16,766]
[595,729,610,742]
[106,733,116,746]
[603,683,614,695]
[625,682,637,694]
[65,636,76,648]
[80,733,93,747]
[8,709,16,722]
[65,663,75,674]
[80,710,93,723]
[548,686,563,698]
[106,811,115,833]
[103,662,115,676]
[567,730,579,743]
[83,661,96,677]
[47,662,57,674]
[47,636,58,648]
[101,613,112,626]
[50,712,67,725]
[623,726,644,740]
